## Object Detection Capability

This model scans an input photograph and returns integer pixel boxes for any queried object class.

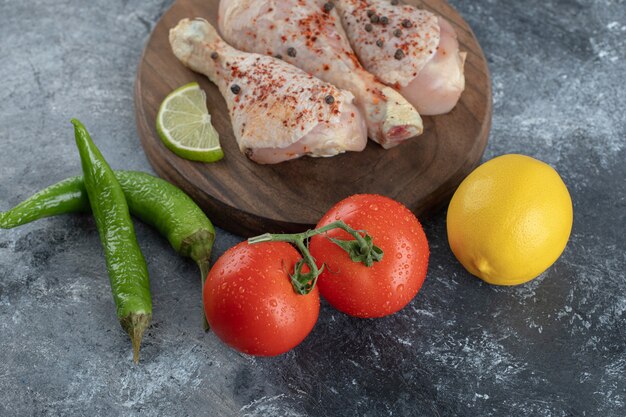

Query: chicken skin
[169,18,367,164]
[335,0,466,115]
[218,0,424,149]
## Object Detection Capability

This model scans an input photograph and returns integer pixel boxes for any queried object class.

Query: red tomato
[309,194,429,318]
[203,241,319,356]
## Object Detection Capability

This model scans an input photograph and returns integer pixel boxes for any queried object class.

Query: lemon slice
[156,82,224,163]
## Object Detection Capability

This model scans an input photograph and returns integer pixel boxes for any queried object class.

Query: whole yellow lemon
[447,154,573,285]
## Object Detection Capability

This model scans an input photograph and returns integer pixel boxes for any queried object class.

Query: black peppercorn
[393,29,402,37]
[287,47,297,57]
[391,0,400,5]
[394,49,405,60]
[365,23,373,32]
[323,2,334,12]
[402,19,413,28]
[376,39,384,47]
[370,14,380,23]
[325,95,335,104]
[231,84,241,94]
[367,10,375,17]
[275,54,283,59]
[210,52,218,60]
[380,16,389,25]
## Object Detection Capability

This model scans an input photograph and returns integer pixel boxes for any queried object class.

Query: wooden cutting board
[134,0,492,237]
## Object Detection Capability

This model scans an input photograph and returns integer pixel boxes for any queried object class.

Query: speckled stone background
[0,0,624,416]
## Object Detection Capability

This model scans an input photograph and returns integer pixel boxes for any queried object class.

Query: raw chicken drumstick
[218,0,423,149]
[334,0,466,115]
[169,18,367,164]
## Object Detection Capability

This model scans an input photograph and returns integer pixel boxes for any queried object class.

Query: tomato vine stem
[248,221,383,295]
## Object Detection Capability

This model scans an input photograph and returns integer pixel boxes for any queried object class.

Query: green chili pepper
[111,170,215,330]
[0,171,215,264]
[0,170,216,329]
[0,176,90,227]
[73,119,152,363]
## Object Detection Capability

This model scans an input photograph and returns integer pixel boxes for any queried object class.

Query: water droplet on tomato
[395,252,403,259]
[269,299,278,307]
[396,284,404,292]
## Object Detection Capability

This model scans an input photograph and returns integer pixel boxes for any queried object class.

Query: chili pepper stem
[121,312,151,364]
[197,259,211,331]
[190,238,214,331]
[248,221,383,295]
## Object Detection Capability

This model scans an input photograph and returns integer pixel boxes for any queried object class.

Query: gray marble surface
[0,0,624,416]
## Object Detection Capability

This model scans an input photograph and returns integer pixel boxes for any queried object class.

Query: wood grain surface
[134,0,492,237]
